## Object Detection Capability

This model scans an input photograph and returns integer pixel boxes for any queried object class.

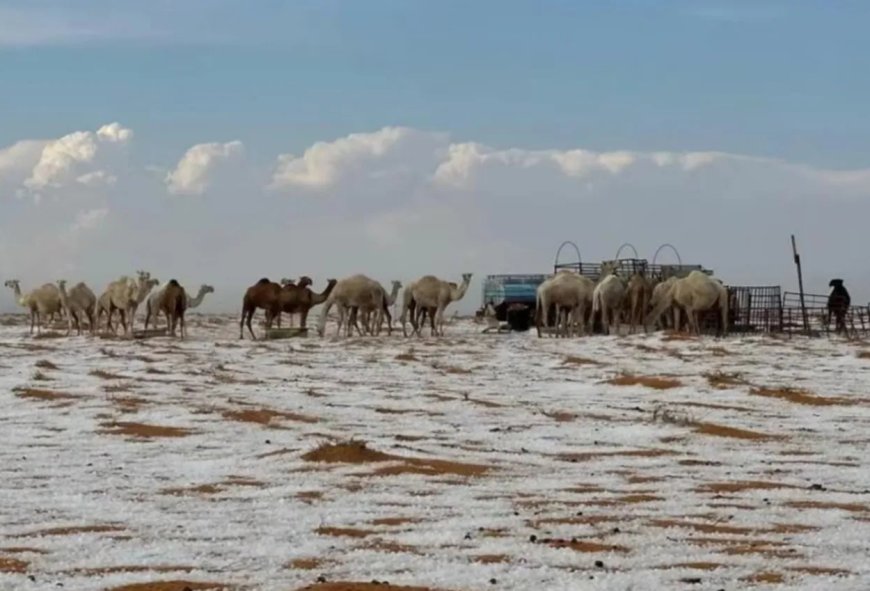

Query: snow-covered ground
[1,313,869,591]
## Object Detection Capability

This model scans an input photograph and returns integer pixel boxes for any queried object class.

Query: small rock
[595,560,604,568]
[489,579,497,585]
[809,483,826,491]
[529,534,537,542]
[612,527,620,533]
[316,576,327,583]
[265,439,271,444]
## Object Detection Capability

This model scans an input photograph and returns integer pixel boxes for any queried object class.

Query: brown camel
[240,278,282,340]
[281,277,338,328]
[160,279,188,338]
[275,276,314,328]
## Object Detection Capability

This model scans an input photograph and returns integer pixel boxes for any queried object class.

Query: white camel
[645,271,728,336]
[144,283,214,332]
[400,273,473,337]
[535,270,595,338]
[56,280,97,336]
[4,280,62,335]
[592,273,627,336]
[317,274,386,337]
[102,271,158,337]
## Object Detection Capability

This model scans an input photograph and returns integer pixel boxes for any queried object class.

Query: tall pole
[791,234,810,335]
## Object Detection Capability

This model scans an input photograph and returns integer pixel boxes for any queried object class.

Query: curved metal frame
[652,243,683,266]
[614,242,639,260]
[554,240,582,271]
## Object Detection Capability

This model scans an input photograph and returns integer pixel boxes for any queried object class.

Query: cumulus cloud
[20,122,132,195]
[270,126,447,191]
[165,140,245,196]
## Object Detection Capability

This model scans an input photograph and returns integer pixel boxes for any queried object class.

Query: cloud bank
[2,123,870,313]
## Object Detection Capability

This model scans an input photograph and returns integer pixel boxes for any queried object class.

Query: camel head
[56,279,68,291]
[599,260,619,278]
[136,270,151,282]
[4,279,19,290]
[280,278,294,287]
[200,284,215,295]
[391,280,402,291]
[297,276,314,289]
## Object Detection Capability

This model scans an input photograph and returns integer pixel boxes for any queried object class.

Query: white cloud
[165,141,245,196]
[270,126,447,191]
[21,122,132,194]
[0,140,48,186]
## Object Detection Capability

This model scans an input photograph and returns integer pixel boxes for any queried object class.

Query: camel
[400,273,473,337]
[159,279,188,338]
[317,274,386,337]
[240,278,283,340]
[103,271,158,337]
[625,273,653,334]
[534,271,596,338]
[4,280,62,334]
[592,266,627,336]
[56,280,97,336]
[352,280,402,335]
[645,271,728,336]
[145,283,214,332]
[275,276,314,328]
[276,277,337,329]
[648,276,678,330]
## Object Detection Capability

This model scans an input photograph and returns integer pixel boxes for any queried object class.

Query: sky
[2,0,870,314]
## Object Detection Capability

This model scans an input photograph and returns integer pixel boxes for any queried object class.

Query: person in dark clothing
[827,279,851,335]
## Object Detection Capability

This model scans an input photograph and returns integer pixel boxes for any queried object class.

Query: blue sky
[2,1,869,166]
[2,1,870,312]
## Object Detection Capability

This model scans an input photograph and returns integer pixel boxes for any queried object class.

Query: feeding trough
[265,327,308,339]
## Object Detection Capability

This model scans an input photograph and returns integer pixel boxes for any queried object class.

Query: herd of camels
[2,263,729,340]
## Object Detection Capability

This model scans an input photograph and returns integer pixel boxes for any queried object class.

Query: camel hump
[168,279,180,287]
[257,277,271,285]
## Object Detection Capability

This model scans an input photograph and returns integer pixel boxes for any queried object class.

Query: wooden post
[791,235,810,335]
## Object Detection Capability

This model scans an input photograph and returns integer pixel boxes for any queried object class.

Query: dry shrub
[315,526,375,538]
[14,387,78,402]
[34,359,58,370]
[562,355,602,366]
[296,583,447,591]
[696,481,799,494]
[741,572,786,584]
[0,557,28,573]
[705,371,748,389]
[857,351,870,359]
[104,581,228,591]
[287,558,322,570]
[538,537,629,553]
[90,369,126,380]
[607,374,682,389]
[302,440,489,477]
[750,386,852,406]
[99,421,193,439]
[692,422,777,441]
[395,350,419,362]
[223,408,318,425]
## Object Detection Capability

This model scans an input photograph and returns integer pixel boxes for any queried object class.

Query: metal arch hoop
[614,242,639,260]
[652,243,683,266]
[554,241,582,270]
